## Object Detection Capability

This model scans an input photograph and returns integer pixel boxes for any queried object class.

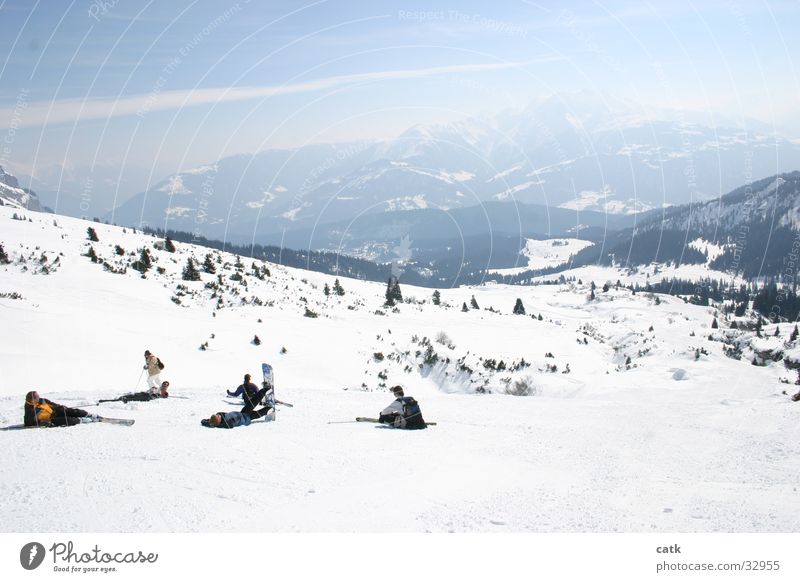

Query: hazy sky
[1,0,798,186]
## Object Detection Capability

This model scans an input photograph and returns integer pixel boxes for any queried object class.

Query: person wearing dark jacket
[24,391,98,427]
[107,381,170,403]
[227,374,262,409]
[203,387,273,428]
[378,386,426,429]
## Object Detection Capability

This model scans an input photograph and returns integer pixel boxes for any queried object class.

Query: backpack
[398,396,426,430]
[157,358,165,370]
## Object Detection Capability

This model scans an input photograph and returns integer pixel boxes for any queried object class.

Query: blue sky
[1,0,798,183]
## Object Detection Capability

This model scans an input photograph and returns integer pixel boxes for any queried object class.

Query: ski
[1,416,134,429]
[275,399,293,407]
[355,417,436,426]
[96,416,135,426]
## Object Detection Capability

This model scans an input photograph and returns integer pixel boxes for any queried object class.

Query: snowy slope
[0,206,798,533]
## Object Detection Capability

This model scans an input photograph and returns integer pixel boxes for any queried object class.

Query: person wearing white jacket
[143,350,163,393]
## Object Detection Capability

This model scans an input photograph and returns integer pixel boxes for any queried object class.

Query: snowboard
[262,363,276,420]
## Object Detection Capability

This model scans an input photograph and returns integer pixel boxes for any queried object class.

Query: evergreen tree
[333,278,345,296]
[602,282,610,293]
[323,283,330,296]
[182,257,201,281]
[252,334,261,345]
[711,317,719,329]
[114,244,125,256]
[432,290,441,305]
[202,253,216,274]
[470,295,479,309]
[164,237,176,253]
[791,325,799,342]
[590,288,596,301]
[755,317,763,337]
[462,302,469,312]
[87,227,99,242]
[0,243,9,264]
[84,245,98,263]
[132,248,152,274]
[513,298,525,315]
[385,277,402,306]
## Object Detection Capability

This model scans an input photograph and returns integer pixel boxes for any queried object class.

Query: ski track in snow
[0,206,799,532]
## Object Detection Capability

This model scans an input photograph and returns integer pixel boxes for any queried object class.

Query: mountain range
[98,92,800,247]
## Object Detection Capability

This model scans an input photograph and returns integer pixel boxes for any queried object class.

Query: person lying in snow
[202,387,273,428]
[378,386,426,430]
[104,381,170,403]
[226,374,263,409]
[24,391,99,427]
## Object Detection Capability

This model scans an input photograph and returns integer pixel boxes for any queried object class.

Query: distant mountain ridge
[555,172,800,280]
[0,166,44,211]
[108,92,800,244]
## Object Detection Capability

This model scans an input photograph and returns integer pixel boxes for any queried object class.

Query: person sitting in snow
[105,381,170,404]
[143,350,164,393]
[378,386,426,430]
[24,391,99,427]
[227,374,263,409]
[202,387,273,429]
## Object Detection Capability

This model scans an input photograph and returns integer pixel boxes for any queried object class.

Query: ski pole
[275,399,294,407]
[134,367,145,390]
[327,420,362,424]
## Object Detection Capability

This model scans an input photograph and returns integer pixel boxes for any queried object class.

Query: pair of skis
[1,416,134,430]
[328,417,437,427]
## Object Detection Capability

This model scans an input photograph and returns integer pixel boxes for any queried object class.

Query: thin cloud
[1,58,559,129]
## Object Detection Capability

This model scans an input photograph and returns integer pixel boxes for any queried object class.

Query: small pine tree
[711,317,719,329]
[84,245,98,263]
[791,325,799,342]
[589,288,595,301]
[755,317,763,338]
[252,334,261,345]
[132,248,152,273]
[385,277,402,306]
[202,254,216,274]
[87,227,99,242]
[0,243,9,264]
[182,257,201,281]
[333,278,345,296]
[774,325,780,337]
[164,237,176,253]
[114,244,125,256]
[602,282,610,293]
[470,295,479,309]
[462,302,469,312]
[323,283,330,296]
[432,290,441,305]
[513,298,525,315]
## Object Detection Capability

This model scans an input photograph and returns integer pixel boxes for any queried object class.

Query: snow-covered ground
[1,207,798,532]
[489,237,594,275]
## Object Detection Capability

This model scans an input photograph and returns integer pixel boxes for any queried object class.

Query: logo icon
[20,542,46,570]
